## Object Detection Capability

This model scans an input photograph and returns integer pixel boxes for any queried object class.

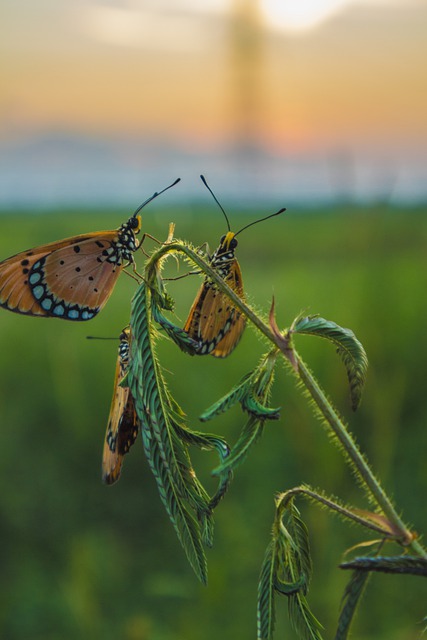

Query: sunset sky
[1,0,426,206]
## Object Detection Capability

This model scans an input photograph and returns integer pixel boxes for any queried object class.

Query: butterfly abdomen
[102,326,139,485]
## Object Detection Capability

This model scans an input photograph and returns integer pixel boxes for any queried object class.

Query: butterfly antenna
[132,178,181,217]
[86,336,118,340]
[200,175,231,231]
[235,207,286,237]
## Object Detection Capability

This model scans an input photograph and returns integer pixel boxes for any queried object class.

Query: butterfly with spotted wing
[183,176,285,358]
[0,178,180,321]
[102,326,139,485]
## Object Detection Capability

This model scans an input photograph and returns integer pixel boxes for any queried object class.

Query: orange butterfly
[102,326,139,485]
[183,176,285,358]
[0,178,180,321]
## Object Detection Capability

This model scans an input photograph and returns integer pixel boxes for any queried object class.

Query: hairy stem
[146,240,427,558]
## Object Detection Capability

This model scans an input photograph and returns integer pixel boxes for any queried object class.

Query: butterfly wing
[0,231,124,320]
[184,258,246,358]
[102,329,139,485]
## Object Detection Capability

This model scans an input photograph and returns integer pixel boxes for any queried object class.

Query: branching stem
[145,240,427,559]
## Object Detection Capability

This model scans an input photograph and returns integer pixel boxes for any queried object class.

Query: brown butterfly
[102,326,139,485]
[183,176,285,358]
[0,178,180,321]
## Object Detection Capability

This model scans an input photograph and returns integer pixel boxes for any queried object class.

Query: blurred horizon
[2,0,427,208]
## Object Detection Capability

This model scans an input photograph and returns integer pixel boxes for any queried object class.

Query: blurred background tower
[228,0,266,194]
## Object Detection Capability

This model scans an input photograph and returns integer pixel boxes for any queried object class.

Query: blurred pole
[227,0,265,196]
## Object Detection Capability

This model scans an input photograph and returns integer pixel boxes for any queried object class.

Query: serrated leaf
[152,304,199,355]
[128,282,208,583]
[272,502,322,640]
[274,574,307,596]
[287,591,324,640]
[287,504,313,590]
[199,375,251,422]
[334,570,369,640]
[171,421,232,511]
[140,423,208,583]
[292,315,368,411]
[212,416,264,476]
[257,541,278,640]
[340,555,427,577]
[242,392,281,420]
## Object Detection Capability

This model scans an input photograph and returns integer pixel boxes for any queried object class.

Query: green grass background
[0,203,426,639]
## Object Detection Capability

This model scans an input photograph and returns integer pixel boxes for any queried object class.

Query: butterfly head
[217,232,238,255]
[129,213,142,234]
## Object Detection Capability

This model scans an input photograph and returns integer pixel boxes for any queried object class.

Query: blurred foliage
[0,203,426,639]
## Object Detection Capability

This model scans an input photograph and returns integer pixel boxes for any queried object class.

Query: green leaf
[171,421,233,511]
[287,504,313,590]
[204,351,280,475]
[257,541,278,640]
[274,574,307,596]
[200,351,280,422]
[128,282,208,583]
[242,392,281,420]
[292,315,368,411]
[140,425,208,583]
[152,303,199,355]
[287,591,324,640]
[212,416,264,476]
[334,570,369,640]
[199,375,251,422]
[340,555,427,577]
[267,500,323,640]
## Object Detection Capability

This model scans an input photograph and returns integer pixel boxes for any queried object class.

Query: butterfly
[0,178,180,321]
[102,326,139,485]
[183,175,285,358]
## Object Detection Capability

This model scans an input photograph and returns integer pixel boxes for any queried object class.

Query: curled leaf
[292,315,368,411]
[152,303,199,355]
[206,351,280,475]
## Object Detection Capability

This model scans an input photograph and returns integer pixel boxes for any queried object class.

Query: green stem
[276,487,400,538]
[294,355,426,557]
[145,240,427,558]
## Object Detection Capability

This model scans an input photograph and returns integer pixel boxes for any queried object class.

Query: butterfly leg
[123,269,143,283]
[163,270,201,282]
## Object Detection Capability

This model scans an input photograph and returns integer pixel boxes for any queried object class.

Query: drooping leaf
[199,375,252,422]
[242,392,281,420]
[171,421,232,511]
[152,303,199,355]
[212,416,264,476]
[334,570,370,640]
[139,421,208,583]
[292,315,368,411]
[257,540,279,640]
[205,352,280,476]
[340,555,427,577]
[287,591,324,640]
[287,503,313,590]
[128,282,208,583]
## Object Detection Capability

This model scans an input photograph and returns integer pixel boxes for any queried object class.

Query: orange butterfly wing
[102,328,139,485]
[184,258,246,358]
[0,231,126,320]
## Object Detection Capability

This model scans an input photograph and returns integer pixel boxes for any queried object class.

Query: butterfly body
[0,178,180,321]
[102,327,139,485]
[184,232,246,358]
[183,176,285,358]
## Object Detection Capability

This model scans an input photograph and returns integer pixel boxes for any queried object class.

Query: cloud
[77,3,220,51]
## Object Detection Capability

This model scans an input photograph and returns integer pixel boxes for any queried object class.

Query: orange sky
[2,0,426,156]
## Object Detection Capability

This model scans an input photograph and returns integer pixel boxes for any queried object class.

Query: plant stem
[294,354,426,557]
[146,240,427,558]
